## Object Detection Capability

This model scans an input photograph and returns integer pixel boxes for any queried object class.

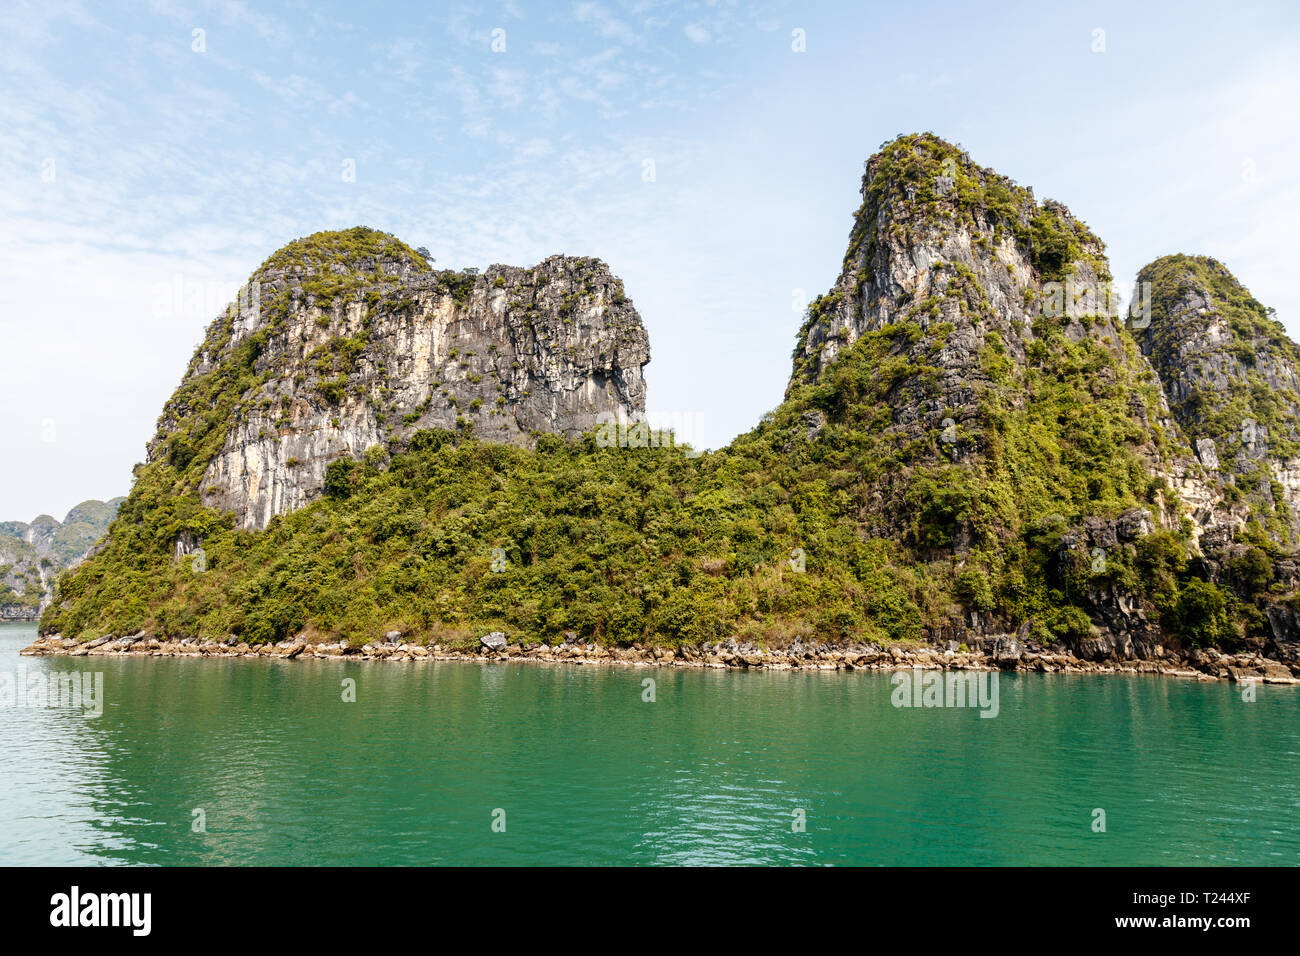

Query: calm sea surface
[1,621,1296,866]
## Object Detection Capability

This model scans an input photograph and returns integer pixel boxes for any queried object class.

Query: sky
[1,0,1298,521]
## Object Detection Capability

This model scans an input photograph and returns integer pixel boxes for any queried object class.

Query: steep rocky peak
[790,133,1120,390]
[1135,253,1300,545]
[780,134,1220,557]
[148,228,651,531]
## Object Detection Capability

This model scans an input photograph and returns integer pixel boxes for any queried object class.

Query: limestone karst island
[20,134,1300,685]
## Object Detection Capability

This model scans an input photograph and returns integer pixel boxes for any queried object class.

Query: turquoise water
[1,621,1297,866]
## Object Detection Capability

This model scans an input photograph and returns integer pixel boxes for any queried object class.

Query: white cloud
[684,22,710,44]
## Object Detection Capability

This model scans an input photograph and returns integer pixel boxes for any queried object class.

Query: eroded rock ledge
[20,633,1300,683]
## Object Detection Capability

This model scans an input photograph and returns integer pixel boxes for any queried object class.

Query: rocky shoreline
[18,632,1300,684]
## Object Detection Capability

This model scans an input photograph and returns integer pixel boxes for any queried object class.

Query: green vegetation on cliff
[43,311,1253,652]
[259,226,432,277]
[43,407,932,647]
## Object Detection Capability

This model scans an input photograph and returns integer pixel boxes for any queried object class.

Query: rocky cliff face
[0,499,123,617]
[792,143,1117,388]
[789,134,1208,547]
[1134,254,1300,547]
[151,229,649,530]
[782,134,1297,657]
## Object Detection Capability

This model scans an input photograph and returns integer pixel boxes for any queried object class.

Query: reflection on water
[1,622,1297,866]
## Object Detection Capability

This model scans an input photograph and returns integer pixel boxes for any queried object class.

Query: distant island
[0,498,123,619]
[28,133,1300,682]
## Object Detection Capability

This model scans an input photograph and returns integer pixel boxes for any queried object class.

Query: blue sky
[2,0,1298,520]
